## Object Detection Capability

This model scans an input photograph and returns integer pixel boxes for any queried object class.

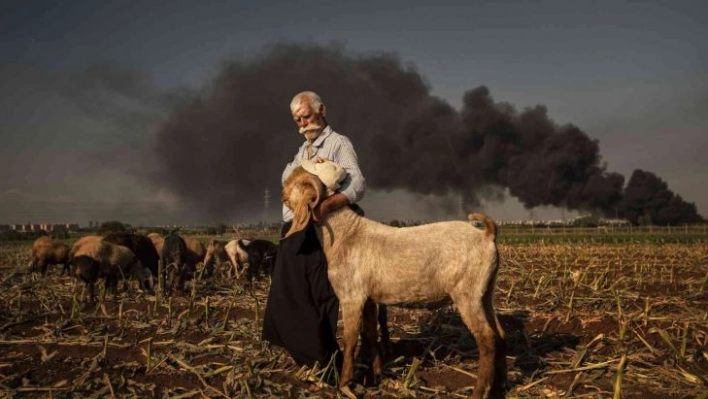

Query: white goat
[203,239,251,279]
[282,167,507,399]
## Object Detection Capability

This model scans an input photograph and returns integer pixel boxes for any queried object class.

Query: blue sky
[1,0,706,225]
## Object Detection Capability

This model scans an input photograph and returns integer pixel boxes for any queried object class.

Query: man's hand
[312,192,350,224]
[312,156,330,163]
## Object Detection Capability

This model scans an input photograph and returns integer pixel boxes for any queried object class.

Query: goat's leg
[456,298,504,399]
[360,299,382,384]
[204,261,214,278]
[105,275,115,299]
[166,263,179,295]
[339,300,365,389]
[177,265,186,292]
[378,304,390,357]
[484,293,508,395]
[233,262,242,280]
[87,281,95,303]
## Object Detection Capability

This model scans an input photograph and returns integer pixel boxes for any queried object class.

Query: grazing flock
[27,166,507,397]
[28,232,278,301]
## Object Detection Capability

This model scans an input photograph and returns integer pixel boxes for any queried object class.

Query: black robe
[261,221,339,367]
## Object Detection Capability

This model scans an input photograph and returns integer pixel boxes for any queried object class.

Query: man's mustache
[299,123,323,135]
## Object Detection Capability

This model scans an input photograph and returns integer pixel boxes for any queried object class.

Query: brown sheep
[103,232,160,279]
[147,232,164,256]
[30,236,71,275]
[184,237,206,274]
[150,233,204,267]
[68,235,103,260]
[150,233,206,283]
[203,239,228,277]
[71,240,153,301]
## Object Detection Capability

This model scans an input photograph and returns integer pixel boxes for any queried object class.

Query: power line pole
[262,187,270,228]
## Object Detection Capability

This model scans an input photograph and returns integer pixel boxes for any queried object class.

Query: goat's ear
[283,196,311,239]
[282,178,321,240]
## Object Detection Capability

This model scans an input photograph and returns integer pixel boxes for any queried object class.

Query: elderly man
[262,91,366,371]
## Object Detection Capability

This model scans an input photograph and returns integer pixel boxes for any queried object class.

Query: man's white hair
[290,91,324,114]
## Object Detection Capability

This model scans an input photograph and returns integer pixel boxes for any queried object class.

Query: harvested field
[1,237,707,398]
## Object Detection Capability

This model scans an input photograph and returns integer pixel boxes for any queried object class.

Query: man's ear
[320,104,326,117]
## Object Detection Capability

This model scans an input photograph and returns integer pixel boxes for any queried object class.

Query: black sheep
[162,232,189,294]
[103,232,160,292]
[237,239,278,282]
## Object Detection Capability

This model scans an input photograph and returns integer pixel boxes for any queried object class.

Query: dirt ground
[1,241,707,398]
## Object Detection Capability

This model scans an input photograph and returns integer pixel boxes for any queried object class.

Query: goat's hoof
[362,368,381,387]
[339,385,358,399]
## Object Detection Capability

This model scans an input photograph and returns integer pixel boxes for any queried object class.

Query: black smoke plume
[619,170,703,225]
[151,42,702,225]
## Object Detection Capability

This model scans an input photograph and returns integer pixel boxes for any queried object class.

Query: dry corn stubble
[0,233,706,398]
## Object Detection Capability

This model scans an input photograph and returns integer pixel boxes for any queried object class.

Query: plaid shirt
[281,125,366,222]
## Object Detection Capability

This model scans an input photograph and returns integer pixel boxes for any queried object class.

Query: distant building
[7,222,80,232]
[599,218,631,226]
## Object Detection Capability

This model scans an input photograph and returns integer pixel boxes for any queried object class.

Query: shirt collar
[309,125,332,148]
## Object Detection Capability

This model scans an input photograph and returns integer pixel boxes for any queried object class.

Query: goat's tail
[468,213,496,241]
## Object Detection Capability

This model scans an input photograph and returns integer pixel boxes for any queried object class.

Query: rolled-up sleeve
[331,135,366,204]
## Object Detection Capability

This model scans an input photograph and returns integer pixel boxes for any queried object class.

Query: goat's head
[282,167,325,239]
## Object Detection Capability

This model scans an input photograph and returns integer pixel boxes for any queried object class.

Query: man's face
[292,100,326,141]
